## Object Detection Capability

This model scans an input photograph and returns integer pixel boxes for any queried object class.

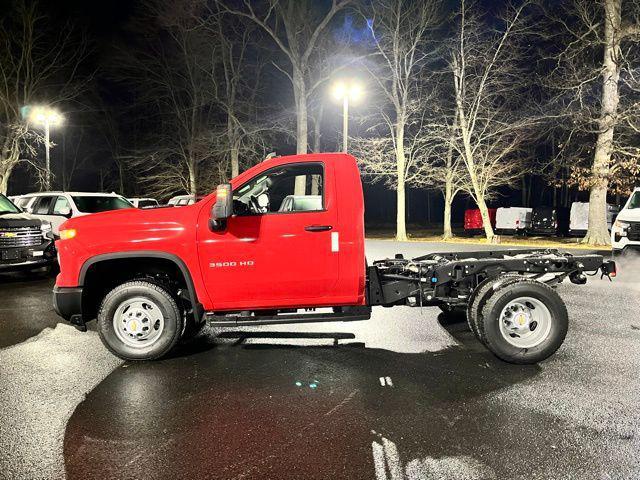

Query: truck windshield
[72,196,133,213]
[627,192,640,209]
[0,194,20,214]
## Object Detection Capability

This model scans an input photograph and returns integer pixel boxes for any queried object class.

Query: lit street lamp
[332,80,363,153]
[27,106,64,190]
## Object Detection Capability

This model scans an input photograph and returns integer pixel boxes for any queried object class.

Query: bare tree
[117,0,222,198]
[356,0,443,241]
[217,0,352,156]
[425,112,469,240]
[198,4,277,179]
[444,0,536,241]
[0,0,88,194]
[542,0,640,245]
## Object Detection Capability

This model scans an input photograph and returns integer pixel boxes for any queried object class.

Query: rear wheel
[477,279,568,364]
[98,280,184,361]
[466,274,525,343]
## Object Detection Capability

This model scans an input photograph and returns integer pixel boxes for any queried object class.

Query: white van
[612,188,640,255]
[569,202,618,236]
[495,207,532,235]
[16,192,133,236]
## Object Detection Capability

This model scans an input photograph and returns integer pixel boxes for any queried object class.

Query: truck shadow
[64,327,540,480]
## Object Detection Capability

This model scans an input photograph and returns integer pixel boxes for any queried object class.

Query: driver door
[197,161,339,311]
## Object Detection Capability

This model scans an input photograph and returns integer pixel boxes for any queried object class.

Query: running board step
[205,308,371,327]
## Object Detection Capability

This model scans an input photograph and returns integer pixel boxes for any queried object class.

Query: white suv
[16,192,133,236]
[612,187,640,255]
[127,198,160,208]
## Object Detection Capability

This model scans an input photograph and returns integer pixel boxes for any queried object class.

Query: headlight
[40,222,52,232]
[59,228,77,240]
[613,220,629,236]
[614,220,630,229]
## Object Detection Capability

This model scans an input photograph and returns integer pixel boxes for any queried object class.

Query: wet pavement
[1,240,639,480]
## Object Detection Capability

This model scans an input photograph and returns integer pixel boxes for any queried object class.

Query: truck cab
[53,153,366,359]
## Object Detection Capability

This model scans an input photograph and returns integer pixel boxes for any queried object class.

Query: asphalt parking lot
[0,240,639,480]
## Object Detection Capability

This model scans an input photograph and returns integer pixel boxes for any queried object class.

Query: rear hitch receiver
[600,260,617,281]
[569,271,587,285]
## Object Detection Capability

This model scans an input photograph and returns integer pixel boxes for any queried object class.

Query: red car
[464,208,496,235]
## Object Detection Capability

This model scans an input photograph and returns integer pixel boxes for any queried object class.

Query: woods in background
[1,0,640,246]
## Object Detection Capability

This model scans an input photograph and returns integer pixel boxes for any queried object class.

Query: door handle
[305,225,333,232]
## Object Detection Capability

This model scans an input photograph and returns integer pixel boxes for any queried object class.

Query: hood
[61,203,202,250]
[616,208,640,222]
[0,212,43,228]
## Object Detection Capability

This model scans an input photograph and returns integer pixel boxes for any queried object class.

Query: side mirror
[210,183,233,231]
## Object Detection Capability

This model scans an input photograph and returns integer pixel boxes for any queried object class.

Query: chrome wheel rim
[113,296,165,348]
[499,296,552,349]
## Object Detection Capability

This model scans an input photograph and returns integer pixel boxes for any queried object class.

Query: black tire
[478,279,568,364]
[97,280,184,361]
[466,273,525,343]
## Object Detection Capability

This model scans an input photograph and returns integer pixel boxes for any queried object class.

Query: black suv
[0,194,56,272]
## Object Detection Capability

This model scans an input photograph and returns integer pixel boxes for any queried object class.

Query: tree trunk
[292,67,307,195]
[228,113,240,178]
[443,180,454,240]
[0,164,11,195]
[188,160,197,197]
[476,194,495,241]
[118,162,125,195]
[583,0,621,246]
[395,122,408,241]
[230,145,240,179]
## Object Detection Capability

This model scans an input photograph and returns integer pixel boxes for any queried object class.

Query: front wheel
[478,279,568,364]
[97,281,184,361]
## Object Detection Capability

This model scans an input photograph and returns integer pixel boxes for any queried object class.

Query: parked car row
[464,202,619,237]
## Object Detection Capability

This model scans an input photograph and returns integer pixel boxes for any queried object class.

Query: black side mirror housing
[210,183,233,231]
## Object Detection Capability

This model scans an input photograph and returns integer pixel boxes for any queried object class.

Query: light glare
[28,106,64,126]
[331,79,364,102]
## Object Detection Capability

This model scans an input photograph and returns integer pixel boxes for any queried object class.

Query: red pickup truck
[53,153,614,363]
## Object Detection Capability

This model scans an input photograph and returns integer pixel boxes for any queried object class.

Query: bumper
[0,256,52,271]
[52,286,86,331]
[0,242,56,271]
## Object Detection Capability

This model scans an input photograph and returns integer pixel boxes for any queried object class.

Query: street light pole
[44,120,51,190]
[332,79,362,154]
[24,106,63,191]
[342,95,349,153]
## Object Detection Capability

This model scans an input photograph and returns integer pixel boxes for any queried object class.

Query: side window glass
[233,163,324,216]
[52,196,71,215]
[33,196,54,215]
[16,197,31,209]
